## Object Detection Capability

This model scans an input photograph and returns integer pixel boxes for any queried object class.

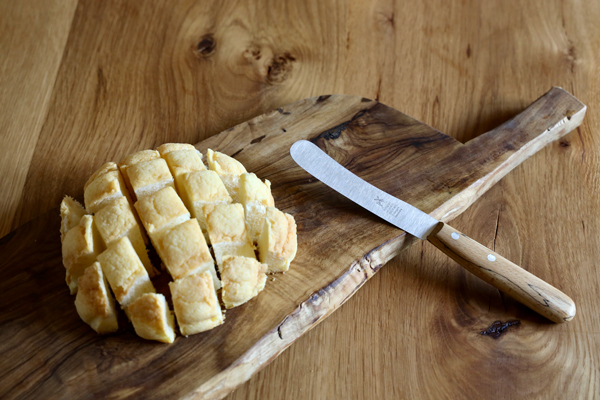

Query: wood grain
[0,88,585,399]
[0,0,78,236]
[1,0,600,399]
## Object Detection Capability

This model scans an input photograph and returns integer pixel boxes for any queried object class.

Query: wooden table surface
[1,1,599,399]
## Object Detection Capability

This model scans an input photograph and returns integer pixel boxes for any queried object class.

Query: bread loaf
[61,144,297,343]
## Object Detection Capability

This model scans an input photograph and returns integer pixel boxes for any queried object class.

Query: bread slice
[62,215,105,294]
[127,158,174,200]
[169,271,223,336]
[257,207,297,273]
[205,203,255,272]
[220,255,268,309]
[179,170,231,242]
[94,197,156,277]
[134,186,190,236]
[128,293,176,343]
[97,236,155,309]
[60,196,87,242]
[152,219,220,289]
[84,170,131,214]
[75,262,119,334]
[206,149,247,202]
[157,143,197,156]
[239,173,274,243]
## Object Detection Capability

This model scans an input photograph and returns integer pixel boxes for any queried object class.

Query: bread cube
[94,196,156,277]
[206,149,247,202]
[75,262,119,334]
[60,196,87,242]
[62,215,105,294]
[239,173,274,242]
[257,207,297,272]
[169,271,223,336]
[84,170,131,214]
[127,158,174,200]
[179,170,231,241]
[134,186,190,236]
[97,237,155,308]
[153,218,220,288]
[221,256,267,309]
[128,293,175,343]
[205,203,255,272]
[118,150,161,199]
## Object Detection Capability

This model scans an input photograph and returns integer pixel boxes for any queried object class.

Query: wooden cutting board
[0,87,585,399]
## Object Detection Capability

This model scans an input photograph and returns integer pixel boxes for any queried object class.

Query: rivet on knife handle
[427,223,576,323]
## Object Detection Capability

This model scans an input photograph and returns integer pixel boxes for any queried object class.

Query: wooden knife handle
[427,222,576,323]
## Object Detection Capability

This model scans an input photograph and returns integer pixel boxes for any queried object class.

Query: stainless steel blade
[290,140,440,240]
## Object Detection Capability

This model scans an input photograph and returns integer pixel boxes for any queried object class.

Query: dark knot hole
[197,35,216,56]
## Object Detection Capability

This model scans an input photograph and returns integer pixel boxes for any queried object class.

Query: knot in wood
[197,35,216,57]
[266,53,295,84]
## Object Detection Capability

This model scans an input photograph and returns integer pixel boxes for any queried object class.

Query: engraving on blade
[290,140,439,240]
[374,196,402,217]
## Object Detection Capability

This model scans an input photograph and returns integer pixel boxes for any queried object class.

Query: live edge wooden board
[0,87,585,399]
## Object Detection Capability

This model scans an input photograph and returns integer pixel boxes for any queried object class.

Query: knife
[290,140,576,323]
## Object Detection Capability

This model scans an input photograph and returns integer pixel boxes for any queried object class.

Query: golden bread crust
[84,162,118,191]
[181,171,232,242]
[164,149,206,178]
[134,187,190,235]
[94,197,137,243]
[258,207,297,272]
[84,170,129,213]
[97,237,155,306]
[94,197,155,277]
[169,271,223,336]
[240,173,274,242]
[75,262,118,334]
[205,203,250,244]
[62,215,105,294]
[206,149,247,176]
[205,203,255,270]
[157,143,196,156]
[127,158,174,199]
[153,219,215,281]
[118,150,160,170]
[128,293,175,343]
[183,170,231,205]
[221,256,267,309]
[239,173,274,205]
[60,196,86,242]
[206,149,247,202]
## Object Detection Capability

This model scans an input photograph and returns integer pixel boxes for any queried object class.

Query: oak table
[1,1,598,399]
